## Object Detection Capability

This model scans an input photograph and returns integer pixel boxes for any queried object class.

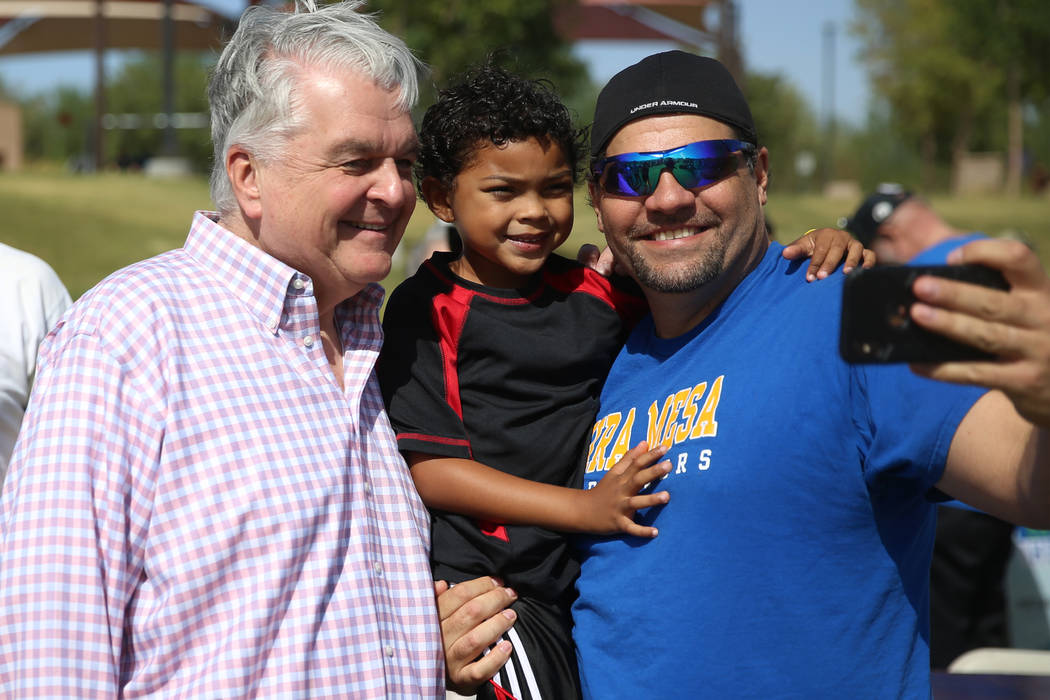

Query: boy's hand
[577,243,625,277]
[781,227,875,281]
[581,441,671,537]
[909,238,1050,428]
[436,577,518,694]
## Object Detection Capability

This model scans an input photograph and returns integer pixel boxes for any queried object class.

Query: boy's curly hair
[415,62,587,199]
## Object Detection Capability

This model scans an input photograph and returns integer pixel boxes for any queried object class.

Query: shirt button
[303,335,314,347]
[384,644,395,658]
[293,278,305,290]
[373,560,383,576]
[363,481,372,497]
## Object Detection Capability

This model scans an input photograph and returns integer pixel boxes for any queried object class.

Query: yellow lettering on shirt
[689,375,723,438]
[606,408,636,470]
[588,375,725,474]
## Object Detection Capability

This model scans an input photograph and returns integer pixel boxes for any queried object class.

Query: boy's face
[425,136,574,288]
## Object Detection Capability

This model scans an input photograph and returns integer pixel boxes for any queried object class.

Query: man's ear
[227,145,262,220]
[588,181,605,233]
[754,146,770,207]
[420,177,454,223]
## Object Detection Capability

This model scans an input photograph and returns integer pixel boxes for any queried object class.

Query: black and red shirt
[378,251,645,600]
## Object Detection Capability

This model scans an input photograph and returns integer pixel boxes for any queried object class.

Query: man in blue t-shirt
[569,51,1050,698]
[842,187,1016,669]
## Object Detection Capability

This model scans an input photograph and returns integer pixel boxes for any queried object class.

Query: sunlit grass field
[2,167,1048,300]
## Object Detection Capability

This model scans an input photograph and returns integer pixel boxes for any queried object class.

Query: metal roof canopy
[0,0,233,171]
[0,0,231,54]
[556,0,741,81]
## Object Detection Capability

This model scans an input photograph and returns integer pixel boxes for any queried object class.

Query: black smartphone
[839,264,1009,364]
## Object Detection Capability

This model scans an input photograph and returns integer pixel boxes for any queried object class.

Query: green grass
[2,167,1048,300]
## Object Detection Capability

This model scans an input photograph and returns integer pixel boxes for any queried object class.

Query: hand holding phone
[839,264,1009,364]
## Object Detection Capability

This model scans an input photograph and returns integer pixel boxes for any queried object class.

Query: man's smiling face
[253,65,418,305]
[590,114,768,295]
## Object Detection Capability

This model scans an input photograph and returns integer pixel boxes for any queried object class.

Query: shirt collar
[182,212,387,338]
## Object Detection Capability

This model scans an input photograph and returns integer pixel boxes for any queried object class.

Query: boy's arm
[407,442,671,537]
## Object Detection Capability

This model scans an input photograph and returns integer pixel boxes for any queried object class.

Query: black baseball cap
[590,50,757,159]
[840,184,913,246]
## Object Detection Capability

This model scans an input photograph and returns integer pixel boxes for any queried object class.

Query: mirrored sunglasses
[592,139,756,197]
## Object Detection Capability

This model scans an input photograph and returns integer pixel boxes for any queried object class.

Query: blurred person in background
[0,242,71,482]
[843,185,1016,669]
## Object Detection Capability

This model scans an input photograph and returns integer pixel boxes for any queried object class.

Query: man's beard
[618,227,730,294]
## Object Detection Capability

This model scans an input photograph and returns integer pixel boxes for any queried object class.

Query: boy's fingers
[620,520,660,539]
[860,248,877,269]
[635,460,672,486]
[841,239,866,273]
[808,234,842,280]
[629,491,670,510]
[606,441,648,476]
[576,243,601,268]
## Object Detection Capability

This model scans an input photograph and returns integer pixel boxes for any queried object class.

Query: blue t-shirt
[572,243,986,699]
[913,232,988,515]
[910,232,985,265]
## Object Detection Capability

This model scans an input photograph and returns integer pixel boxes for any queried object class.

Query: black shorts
[478,595,581,700]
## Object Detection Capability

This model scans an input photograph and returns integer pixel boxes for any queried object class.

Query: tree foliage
[365,0,590,109]
[743,72,820,192]
[852,0,1050,193]
[102,52,213,170]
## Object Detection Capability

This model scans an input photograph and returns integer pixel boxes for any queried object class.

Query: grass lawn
[2,167,1048,300]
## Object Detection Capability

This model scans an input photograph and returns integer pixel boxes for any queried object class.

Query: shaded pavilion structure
[0,0,234,170]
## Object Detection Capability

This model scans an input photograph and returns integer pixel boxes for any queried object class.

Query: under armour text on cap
[590,50,757,158]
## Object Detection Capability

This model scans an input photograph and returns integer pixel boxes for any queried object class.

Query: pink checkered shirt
[0,212,444,697]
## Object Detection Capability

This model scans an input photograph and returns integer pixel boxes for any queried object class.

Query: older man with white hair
[0,2,517,696]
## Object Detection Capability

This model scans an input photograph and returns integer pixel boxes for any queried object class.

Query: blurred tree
[22,88,93,167]
[744,71,820,192]
[853,0,996,191]
[944,0,1050,194]
[853,0,1050,194]
[367,0,590,109]
[103,52,214,171]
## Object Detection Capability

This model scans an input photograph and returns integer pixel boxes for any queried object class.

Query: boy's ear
[420,177,455,223]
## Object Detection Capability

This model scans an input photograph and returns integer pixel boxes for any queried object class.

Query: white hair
[207,0,423,214]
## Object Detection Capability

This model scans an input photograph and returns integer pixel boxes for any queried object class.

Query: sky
[0,0,870,125]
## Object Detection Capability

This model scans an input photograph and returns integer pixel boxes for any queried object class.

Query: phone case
[839,264,1009,364]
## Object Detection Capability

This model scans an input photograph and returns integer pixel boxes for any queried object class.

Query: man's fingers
[910,303,1027,358]
[438,577,519,693]
[912,276,1033,329]
[450,637,514,693]
[446,608,517,693]
[436,575,499,620]
[948,238,1045,287]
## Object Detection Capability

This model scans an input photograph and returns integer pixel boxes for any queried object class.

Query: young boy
[378,64,866,700]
